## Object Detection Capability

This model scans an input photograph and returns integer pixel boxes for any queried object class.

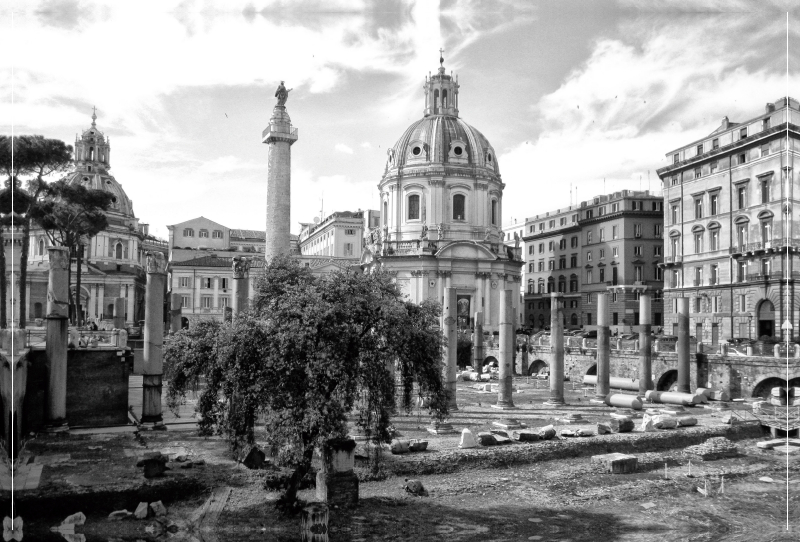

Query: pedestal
[141,374,163,423]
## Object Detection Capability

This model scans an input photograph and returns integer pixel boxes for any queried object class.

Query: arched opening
[115,242,123,259]
[89,146,94,160]
[107,303,114,318]
[656,370,678,391]
[181,317,190,329]
[442,89,448,108]
[528,359,548,376]
[434,89,440,114]
[571,313,578,326]
[452,194,465,220]
[751,377,788,399]
[491,200,497,225]
[37,238,45,256]
[483,355,498,368]
[383,201,388,226]
[757,299,775,338]
[585,363,597,376]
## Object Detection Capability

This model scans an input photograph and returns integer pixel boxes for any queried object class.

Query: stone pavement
[127,375,200,425]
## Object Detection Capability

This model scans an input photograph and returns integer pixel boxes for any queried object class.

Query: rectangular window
[183,228,194,237]
[671,204,679,225]
[613,247,619,258]
[612,312,619,325]
[528,246,532,255]
[634,224,642,238]
[694,232,703,253]
[739,294,746,312]
[712,138,719,149]
[611,292,618,302]
[587,293,593,303]
[761,178,769,204]
[344,243,354,256]
[737,260,746,282]
[634,265,643,281]
[586,251,592,262]
[710,229,719,251]
[538,261,544,271]
[694,266,702,286]
[739,127,747,139]
[612,203,619,212]
[539,223,544,231]
[761,143,770,157]
[672,270,680,289]
[212,230,223,239]
[586,210,593,219]
[345,229,356,236]
[710,161,718,174]
[762,258,770,276]
[219,297,229,308]
[201,277,212,289]
[696,144,703,155]
[198,229,209,238]
[634,246,642,256]
[673,153,679,164]
[599,228,605,242]
[710,193,718,215]
[599,249,605,259]
[694,198,703,219]
[539,243,544,253]
[181,296,191,308]
[654,246,662,256]
[571,236,578,248]
[655,266,663,281]
[548,241,554,251]
[738,186,747,209]
[559,239,566,250]
[560,217,566,226]
[220,278,228,289]
[570,255,577,267]
[612,225,618,239]
[586,270,593,283]
[655,224,662,238]
[201,296,213,308]
[737,224,748,247]
[599,268,605,282]
[695,296,702,313]
[179,277,191,288]
[587,231,593,244]
[694,167,701,179]
[548,260,555,270]
[671,176,679,186]
[738,152,746,165]
[710,264,718,285]
[763,117,770,130]
[549,220,555,228]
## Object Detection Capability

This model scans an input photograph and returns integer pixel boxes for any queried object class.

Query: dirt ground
[14,378,800,541]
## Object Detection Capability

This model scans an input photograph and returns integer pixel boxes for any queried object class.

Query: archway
[527,359,548,376]
[585,363,597,376]
[483,356,498,368]
[751,377,791,399]
[656,370,678,391]
[757,299,775,338]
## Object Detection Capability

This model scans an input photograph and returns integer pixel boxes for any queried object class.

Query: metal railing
[25,327,129,349]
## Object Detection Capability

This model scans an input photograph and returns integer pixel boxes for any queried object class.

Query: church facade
[361,60,523,332]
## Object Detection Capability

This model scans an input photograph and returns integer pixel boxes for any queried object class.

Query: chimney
[766,103,775,113]
[721,116,729,130]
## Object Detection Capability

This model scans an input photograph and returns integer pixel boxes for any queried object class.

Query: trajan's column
[262,81,298,259]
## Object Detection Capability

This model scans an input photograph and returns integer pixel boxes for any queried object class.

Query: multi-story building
[522,190,664,333]
[298,210,375,258]
[502,218,526,325]
[657,97,800,342]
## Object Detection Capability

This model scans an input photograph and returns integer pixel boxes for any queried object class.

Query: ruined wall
[25,348,131,429]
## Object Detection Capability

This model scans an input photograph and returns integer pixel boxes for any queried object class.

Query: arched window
[571,313,578,326]
[537,279,544,294]
[442,89,448,108]
[547,277,554,293]
[569,274,578,292]
[107,303,115,318]
[453,194,466,220]
[491,200,497,225]
[528,280,534,294]
[558,275,566,293]
[89,146,94,160]
[115,242,123,259]
[434,89,440,114]
[407,194,420,220]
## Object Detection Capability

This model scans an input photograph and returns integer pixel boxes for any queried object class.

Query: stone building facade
[522,190,665,332]
[5,112,168,327]
[657,97,800,342]
[361,59,523,332]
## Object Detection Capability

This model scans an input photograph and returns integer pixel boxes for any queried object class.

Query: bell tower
[423,49,459,117]
[74,107,111,175]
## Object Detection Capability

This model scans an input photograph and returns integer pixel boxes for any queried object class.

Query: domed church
[362,57,523,332]
[18,110,168,326]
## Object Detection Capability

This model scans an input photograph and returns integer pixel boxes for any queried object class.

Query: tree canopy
[165,255,449,511]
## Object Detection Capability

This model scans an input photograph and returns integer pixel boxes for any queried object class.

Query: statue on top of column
[145,251,166,274]
[275,81,292,106]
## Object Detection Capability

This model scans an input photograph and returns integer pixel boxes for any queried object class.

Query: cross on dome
[91,106,97,126]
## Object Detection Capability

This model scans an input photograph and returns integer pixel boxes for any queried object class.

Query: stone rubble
[149,501,168,518]
[459,428,478,449]
[403,478,428,497]
[134,502,149,519]
[685,437,738,460]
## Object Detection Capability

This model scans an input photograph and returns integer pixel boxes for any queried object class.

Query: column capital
[232,256,251,279]
[145,252,167,275]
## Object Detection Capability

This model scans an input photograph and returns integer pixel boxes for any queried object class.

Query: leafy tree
[165,255,449,513]
[30,179,113,325]
[0,135,72,328]
[456,332,473,370]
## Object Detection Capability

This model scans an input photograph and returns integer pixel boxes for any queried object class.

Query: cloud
[360,141,371,148]
[499,11,800,224]
[334,143,354,154]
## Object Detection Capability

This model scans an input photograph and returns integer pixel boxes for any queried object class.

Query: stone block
[459,428,477,449]
[477,432,498,446]
[720,412,736,425]
[560,429,576,437]
[677,417,698,427]
[149,501,167,517]
[650,415,678,429]
[61,512,86,526]
[772,445,800,454]
[408,439,428,452]
[576,429,594,437]
[591,453,638,474]
[493,435,513,445]
[511,430,539,442]
[639,418,656,432]
[134,502,149,519]
[108,510,132,521]
[390,439,410,454]
[316,471,359,507]
[537,425,556,440]
[610,418,634,433]
[490,429,509,438]
[757,441,775,450]
[597,423,611,435]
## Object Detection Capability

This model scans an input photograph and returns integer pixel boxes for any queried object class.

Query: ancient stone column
[45,247,70,427]
[1,329,28,459]
[169,293,182,333]
[142,252,167,423]
[262,94,299,261]
[595,292,610,401]
[494,290,516,409]
[232,257,250,317]
[545,292,566,405]
[443,287,458,411]
[112,297,125,330]
[676,297,691,394]
[473,311,484,373]
[638,293,653,395]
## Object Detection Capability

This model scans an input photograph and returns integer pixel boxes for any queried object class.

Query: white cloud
[334,143,354,154]
[360,141,371,148]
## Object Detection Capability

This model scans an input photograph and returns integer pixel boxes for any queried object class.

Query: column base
[492,419,523,430]
[427,422,458,435]
[43,422,69,433]
[490,403,517,410]
[542,399,566,407]
[589,398,608,405]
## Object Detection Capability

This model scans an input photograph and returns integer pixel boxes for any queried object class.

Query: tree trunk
[0,227,6,329]
[75,243,82,327]
[281,446,315,512]
[18,218,30,329]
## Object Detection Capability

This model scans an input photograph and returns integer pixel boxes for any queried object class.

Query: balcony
[664,255,682,265]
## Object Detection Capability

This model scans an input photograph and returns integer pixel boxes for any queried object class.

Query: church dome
[388,115,499,174]
[69,172,135,218]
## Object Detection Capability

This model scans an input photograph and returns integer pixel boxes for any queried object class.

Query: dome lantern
[424,49,459,117]
[75,107,111,173]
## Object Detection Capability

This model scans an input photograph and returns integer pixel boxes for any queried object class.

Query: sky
[2,0,800,240]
